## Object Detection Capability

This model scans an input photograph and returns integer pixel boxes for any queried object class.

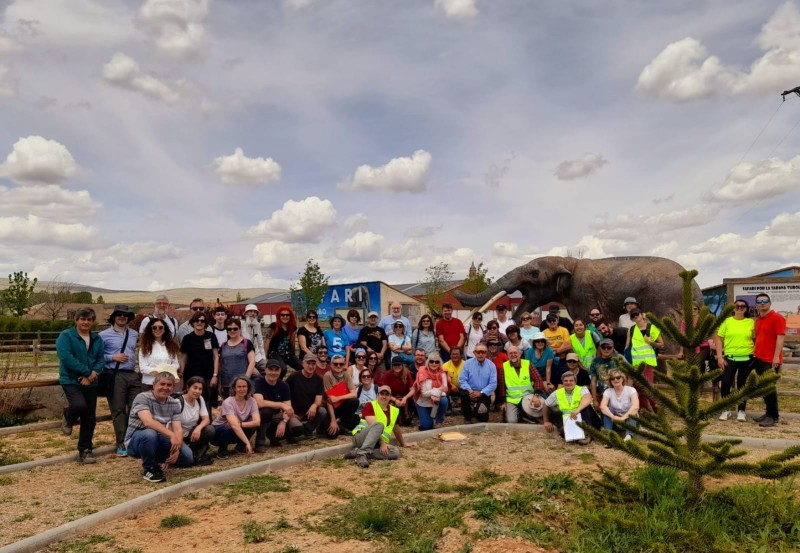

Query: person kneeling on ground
[179,376,215,465]
[124,367,193,483]
[253,358,300,451]
[499,346,546,423]
[542,371,594,446]
[344,385,410,468]
[414,352,449,430]
[458,345,497,423]
[211,376,260,458]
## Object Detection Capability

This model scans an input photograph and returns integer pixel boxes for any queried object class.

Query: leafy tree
[32,278,73,320]
[461,262,493,295]
[236,291,243,302]
[289,258,329,315]
[420,262,454,317]
[71,291,92,303]
[583,270,800,501]
[96,295,105,304]
[1,272,38,318]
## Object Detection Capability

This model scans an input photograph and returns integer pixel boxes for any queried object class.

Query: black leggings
[720,357,754,412]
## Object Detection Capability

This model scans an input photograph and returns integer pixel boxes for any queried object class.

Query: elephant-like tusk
[461,290,508,325]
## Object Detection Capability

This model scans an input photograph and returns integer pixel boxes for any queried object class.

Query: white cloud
[435,0,478,19]
[341,231,385,261]
[102,53,181,103]
[146,280,173,292]
[707,155,800,204]
[0,185,100,223]
[284,0,315,9]
[340,150,432,193]
[136,0,211,59]
[636,3,800,101]
[247,196,337,243]
[545,235,619,259]
[591,206,714,239]
[213,147,281,186]
[251,240,306,269]
[491,241,520,257]
[107,241,184,264]
[343,213,368,231]
[0,136,79,185]
[0,30,20,54]
[379,238,420,261]
[553,153,608,181]
[0,214,96,247]
[0,66,15,98]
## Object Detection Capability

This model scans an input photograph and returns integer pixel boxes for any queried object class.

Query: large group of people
[56,291,787,478]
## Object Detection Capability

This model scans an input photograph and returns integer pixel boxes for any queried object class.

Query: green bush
[0,316,73,333]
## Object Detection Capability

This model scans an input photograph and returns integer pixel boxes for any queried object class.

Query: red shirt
[382,369,413,398]
[314,362,331,378]
[436,317,464,349]
[754,310,786,363]
[361,401,395,426]
[491,352,509,384]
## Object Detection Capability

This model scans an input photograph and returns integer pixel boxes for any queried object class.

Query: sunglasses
[734,304,748,310]
[195,319,207,324]
[368,357,378,361]
[590,313,600,317]
[226,327,239,331]
[151,325,165,331]
[356,355,366,359]
[190,306,204,312]
[522,317,531,321]
[566,360,579,364]
[610,376,623,381]
[332,362,346,367]
[600,345,613,349]
[280,313,291,317]
[474,350,487,355]
[360,375,373,380]
[307,315,317,319]
[755,299,770,304]
[429,360,441,365]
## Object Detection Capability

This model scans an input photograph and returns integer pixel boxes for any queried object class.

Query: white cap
[244,304,259,314]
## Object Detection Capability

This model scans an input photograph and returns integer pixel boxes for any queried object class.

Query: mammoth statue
[454,256,702,323]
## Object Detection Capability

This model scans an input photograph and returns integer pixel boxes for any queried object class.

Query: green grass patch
[241,519,270,544]
[223,474,290,498]
[11,512,34,522]
[54,534,115,553]
[322,457,347,468]
[275,516,292,530]
[277,546,300,553]
[159,514,193,529]
[327,486,355,499]
[0,475,14,485]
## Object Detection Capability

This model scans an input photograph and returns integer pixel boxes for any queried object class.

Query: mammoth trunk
[454,277,514,307]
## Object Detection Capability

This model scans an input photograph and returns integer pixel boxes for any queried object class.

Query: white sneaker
[719,411,730,421]
[737,411,746,422]
[624,434,632,442]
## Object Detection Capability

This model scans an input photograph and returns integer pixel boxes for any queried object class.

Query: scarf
[414,366,447,401]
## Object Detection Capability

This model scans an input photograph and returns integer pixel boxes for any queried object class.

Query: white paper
[563,413,585,442]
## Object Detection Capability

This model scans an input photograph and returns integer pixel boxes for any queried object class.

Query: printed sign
[316,282,382,322]
[732,283,800,336]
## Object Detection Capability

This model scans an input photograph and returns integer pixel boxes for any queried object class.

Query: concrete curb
[0,446,116,476]
[1,422,798,553]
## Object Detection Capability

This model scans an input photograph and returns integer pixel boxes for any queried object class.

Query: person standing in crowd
[498,346,546,423]
[599,369,639,442]
[314,346,332,377]
[179,376,215,465]
[100,305,139,457]
[139,318,181,391]
[618,297,639,329]
[346,351,369,388]
[625,308,663,382]
[569,319,597,368]
[57,307,105,464]
[504,325,530,355]
[564,352,590,386]
[752,293,785,428]
[324,314,348,359]
[486,339,508,411]
[218,318,255,399]
[359,311,388,366]
[414,352,449,430]
[458,345,497,423]
[481,320,508,349]
[524,332,556,390]
[587,308,606,337]
[366,351,384,383]
[464,311,485,359]
[179,311,219,408]
[176,298,206,344]
[388,321,413,366]
[240,304,267,373]
[411,314,437,357]
[140,294,178,338]
[125,369,191,483]
[542,371,593,446]
[355,368,378,416]
[379,302,411,337]
[266,307,301,375]
[343,309,362,363]
[253,358,299,451]
[544,313,571,381]
[344,385,408,469]
[495,303,514,334]
[211,376,260,458]
[436,303,464,363]
[539,305,573,333]
[285,353,332,438]
[590,338,618,410]
[715,299,755,422]
[210,306,229,347]
[443,346,465,408]
[298,309,326,357]
[518,312,538,343]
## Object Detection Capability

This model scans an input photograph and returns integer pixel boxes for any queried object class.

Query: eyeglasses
[734,304,748,310]
[356,355,366,359]
[332,362,346,367]
[600,345,613,350]
[566,360,579,364]
[151,325,165,331]
[429,360,441,365]
[307,315,317,319]
[360,375,373,380]
[226,327,239,332]
[195,319,207,324]
[280,313,291,317]
[474,317,483,321]
[522,317,531,321]
[755,299,770,305]
[474,350,487,355]
[368,357,378,361]
[610,376,623,381]
[190,306,204,312]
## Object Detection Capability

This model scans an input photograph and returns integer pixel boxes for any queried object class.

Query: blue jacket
[57,327,105,386]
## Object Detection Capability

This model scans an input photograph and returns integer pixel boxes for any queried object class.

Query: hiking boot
[194,455,214,466]
[143,466,166,483]
[216,448,232,459]
[719,411,730,421]
[753,413,768,423]
[343,449,358,460]
[577,438,592,446]
[60,413,73,436]
[78,450,97,464]
[116,446,128,457]
[758,416,778,428]
[287,435,300,445]
[355,455,370,468]
[737,410,747,422]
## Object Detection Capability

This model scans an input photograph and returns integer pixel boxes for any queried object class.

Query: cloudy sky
[0,0,799,293]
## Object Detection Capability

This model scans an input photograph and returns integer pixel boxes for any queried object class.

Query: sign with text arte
[316,282,381,321]
[733,283,800,336]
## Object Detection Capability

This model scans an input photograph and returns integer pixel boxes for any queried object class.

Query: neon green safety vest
[352,401,399,444]
[555,386,583,418]
[502,360,534,404]
[569,333,597,367]
[630,324,660,367]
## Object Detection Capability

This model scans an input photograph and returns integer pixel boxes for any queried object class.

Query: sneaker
[78,450,97,464]
[216,448,231,459]
[753,413,768,423]
[737,411,747,422]
[60,414,73,437]
[719,411,730,421]
[254,445,269,454]
[287,435,300,445]
[355,454,370,469]
[758,416,778,428]
[624,434,632,442]
[343,449,358,460]
[116,446,128,457]
[576,438,592,446]
[143,467,166,483]
[195,455,214,466]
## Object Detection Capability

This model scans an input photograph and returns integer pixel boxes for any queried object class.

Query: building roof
[391,280,463,297]
[235,291,291,304]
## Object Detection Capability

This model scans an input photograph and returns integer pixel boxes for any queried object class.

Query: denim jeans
[127,428,192,470]
[602,414,638,436]
[212,423,256,450]
[415,396,449,430]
